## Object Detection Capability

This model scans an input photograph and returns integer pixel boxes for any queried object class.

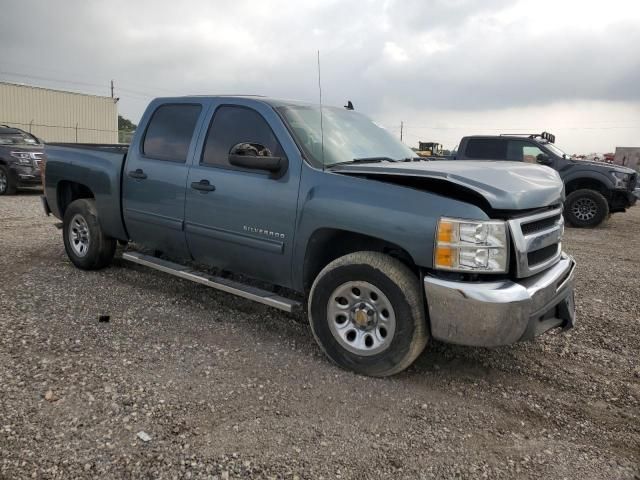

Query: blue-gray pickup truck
[42,96,576,376]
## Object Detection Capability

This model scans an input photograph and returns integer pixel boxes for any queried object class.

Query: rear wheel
[308,251,428,377]
[564,189,609,228]
[0,165,16,195]
[63,199,116,270]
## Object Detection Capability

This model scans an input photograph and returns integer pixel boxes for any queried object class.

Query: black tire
[564,189,609,228]
[308,251,428,377]
[63,199,116,270]
[0,165,17,195]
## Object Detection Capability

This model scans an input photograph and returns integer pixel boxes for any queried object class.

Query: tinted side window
[202,106,284,167]
[143,104,202,162]
[464,139,508,160]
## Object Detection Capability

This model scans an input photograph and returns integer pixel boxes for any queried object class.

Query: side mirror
[228,142,288,177]
[536,153,552,165]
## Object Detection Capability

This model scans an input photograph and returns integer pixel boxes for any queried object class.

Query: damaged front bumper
[424,253,576,347]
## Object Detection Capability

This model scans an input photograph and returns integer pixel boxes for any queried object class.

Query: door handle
[190,179,216,192]
[128,168,147,180]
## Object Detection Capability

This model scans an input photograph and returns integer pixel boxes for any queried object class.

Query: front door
[122,101,205,258]
[506,140,552,165]
[184,103,301,287]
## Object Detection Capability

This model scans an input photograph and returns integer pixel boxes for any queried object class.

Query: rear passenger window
[143,104,202,162]
[465,139,508,160]
[202,106,284,167]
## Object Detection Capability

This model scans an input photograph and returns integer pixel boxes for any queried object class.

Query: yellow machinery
[416,142,443,157]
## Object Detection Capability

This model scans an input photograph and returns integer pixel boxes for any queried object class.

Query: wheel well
[302,228,418,294]
[57,181,94,216]
[565,178,609,198]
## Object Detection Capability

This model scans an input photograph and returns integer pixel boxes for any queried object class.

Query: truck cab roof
[159,95,318,109]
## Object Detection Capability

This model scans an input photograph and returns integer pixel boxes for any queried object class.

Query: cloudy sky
[1,0,639,153]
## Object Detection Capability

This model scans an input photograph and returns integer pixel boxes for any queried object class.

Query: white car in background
[584,153,605,162]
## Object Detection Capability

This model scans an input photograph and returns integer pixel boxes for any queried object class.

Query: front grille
[528,244,559,266]
[507,206,564,278]
[521,214,562,235]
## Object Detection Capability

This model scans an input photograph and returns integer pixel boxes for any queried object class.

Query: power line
[0,70,109,90]
[0,69,182,100]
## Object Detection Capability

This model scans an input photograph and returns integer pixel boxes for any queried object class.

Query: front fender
[291,165,488,290]
[562,169,615,191]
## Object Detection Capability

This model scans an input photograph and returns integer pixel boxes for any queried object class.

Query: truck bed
[44,143,129,241]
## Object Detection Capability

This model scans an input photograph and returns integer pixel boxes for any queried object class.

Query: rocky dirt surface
[1,192,639,479]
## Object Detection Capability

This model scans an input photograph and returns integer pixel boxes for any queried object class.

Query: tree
[118,115,137,132]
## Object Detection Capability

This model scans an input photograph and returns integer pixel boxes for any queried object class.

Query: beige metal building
[0,82,118,143]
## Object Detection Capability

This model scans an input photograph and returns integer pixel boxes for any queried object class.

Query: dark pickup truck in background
[0,126,45,195]
[41,97,576,376]
[451,133,637,227]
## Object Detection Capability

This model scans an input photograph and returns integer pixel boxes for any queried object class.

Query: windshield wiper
[330,157,399,167]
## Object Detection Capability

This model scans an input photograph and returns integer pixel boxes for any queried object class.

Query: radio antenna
[317,50,325,170]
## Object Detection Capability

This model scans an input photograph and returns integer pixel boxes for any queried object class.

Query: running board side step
[122,251,302,313]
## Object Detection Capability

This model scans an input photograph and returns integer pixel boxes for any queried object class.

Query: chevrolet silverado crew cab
[452,133,637,227]
[42,97,576,376]
[0,126,45,195]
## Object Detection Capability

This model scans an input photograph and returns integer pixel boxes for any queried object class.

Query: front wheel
[0,165,17,195]
[308,251,428,377]
[564,189,609,228]
[63,199,116,270]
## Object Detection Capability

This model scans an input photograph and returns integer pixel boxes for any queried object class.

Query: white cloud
[382,42,410,63]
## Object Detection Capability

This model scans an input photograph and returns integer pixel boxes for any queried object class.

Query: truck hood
[571,159,636,175]
[330,160,564,211]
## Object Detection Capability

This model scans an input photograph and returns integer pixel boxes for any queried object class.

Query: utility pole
[110,80,114,99]
[400,121,403,142]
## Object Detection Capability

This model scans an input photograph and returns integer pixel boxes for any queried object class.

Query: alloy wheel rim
[69,214,90,257]
[572,197,597,221]
[327,281,396,356]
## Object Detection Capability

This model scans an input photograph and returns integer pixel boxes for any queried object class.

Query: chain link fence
[1,120,132,144]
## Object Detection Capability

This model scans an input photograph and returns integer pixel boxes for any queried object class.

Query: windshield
[545,142,568,158]
[0,132,40,146]
[277,105,415,167]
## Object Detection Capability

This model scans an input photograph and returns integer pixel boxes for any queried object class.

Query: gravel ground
[1,192,639,479]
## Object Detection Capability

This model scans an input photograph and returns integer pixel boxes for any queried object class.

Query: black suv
[0,126,45,195]
[453,132,637,227]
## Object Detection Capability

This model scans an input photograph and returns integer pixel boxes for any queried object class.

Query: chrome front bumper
[424,253,576,347]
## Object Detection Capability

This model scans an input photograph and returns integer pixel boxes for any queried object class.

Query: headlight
[10,151,35,165]
[610,171,630,189]
[434,217,508,273]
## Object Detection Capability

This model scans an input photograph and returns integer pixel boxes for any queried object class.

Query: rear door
[184,101,301,287]
[122,101,206,258]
